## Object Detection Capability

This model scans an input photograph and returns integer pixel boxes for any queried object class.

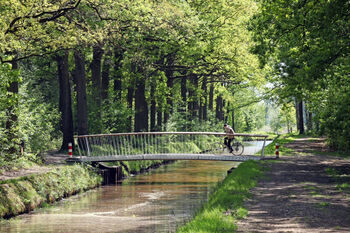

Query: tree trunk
[208,78,214,111]
[188,83,193,117]
[307,112,312,132]
[101,51,111,102]
[192,75,199,118]
[305,104,313,132]
[216,95,224,121]
[5,60,20,158]
[134,79,148,132]
[150,80,156,131]
[296,99,305,134]
[164,54,175,124]
[157,109,163,131]
[57,52,74,151]
[113,48,123,101]
[164,76,173,124]
[127,87,134,132]
[232,109,235,131]
[200,76,207,121]
[73,50,88,136]
[188,74,199,118]
[180,76,187,112]
[91,45,104,133]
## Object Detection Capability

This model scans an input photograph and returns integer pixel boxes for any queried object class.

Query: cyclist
[224,123,234,153]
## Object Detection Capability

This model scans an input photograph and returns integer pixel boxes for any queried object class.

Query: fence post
[275,143,279,158]
[68,142,73,157]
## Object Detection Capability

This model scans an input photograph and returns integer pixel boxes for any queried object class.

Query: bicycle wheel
[212,142,225,154]
[231,142,244,155]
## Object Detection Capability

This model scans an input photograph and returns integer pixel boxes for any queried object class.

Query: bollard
[68,143,73,157]
[275,143,279,158]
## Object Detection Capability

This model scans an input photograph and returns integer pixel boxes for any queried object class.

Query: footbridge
[67,132,270,163]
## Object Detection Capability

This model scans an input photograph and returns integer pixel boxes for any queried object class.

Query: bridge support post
[95,163,123,185]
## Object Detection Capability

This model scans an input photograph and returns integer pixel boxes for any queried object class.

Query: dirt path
[237,138,350,233]
[0,152,69,181]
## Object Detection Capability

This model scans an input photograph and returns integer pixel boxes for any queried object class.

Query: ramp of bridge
[67,132,269,163]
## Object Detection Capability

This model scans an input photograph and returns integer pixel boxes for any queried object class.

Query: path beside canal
[0,152,68,181]
[237,137,350,233]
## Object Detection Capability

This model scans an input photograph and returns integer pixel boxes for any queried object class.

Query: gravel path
[237,138,350,233]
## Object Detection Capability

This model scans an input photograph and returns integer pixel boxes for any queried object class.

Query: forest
[0,0,349,167]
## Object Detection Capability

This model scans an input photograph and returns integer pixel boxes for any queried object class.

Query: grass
[176,160,265,233]
[0,157,39,175]
[315,150,350,158]
[263,133,302,156]
[317,201,330,209]
[325,167,350,194]
[0,165,102,218]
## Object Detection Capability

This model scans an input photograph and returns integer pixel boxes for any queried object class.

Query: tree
[73,49,88,136]
[250,0,350,148]
[56,51,74,151]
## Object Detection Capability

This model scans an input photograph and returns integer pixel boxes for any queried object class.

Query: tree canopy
[2,0,349,166]
[250,0,350,150]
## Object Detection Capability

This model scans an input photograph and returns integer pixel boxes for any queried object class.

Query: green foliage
[320,77,350,151]
[176,160,264,233]
[166,110,222,132]
[250,0,350,150]
[0,57,62,166]
[18,83,61,155]
[263,134,299,156]
[0,0,273,169]
[0,62,21,161]
[101,99,132,133]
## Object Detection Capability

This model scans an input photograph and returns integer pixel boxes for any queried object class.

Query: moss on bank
[176,160,265,233]
[0,165,102,219]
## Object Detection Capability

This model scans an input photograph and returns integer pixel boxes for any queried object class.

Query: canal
[0,141,270,232]
[0,160,237,233]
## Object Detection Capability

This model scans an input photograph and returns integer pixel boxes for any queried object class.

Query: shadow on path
[237,138,350,233]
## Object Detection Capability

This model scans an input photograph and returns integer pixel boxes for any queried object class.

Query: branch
[6,0,82,34]
[1,47,74,64]
[235,97,264,109]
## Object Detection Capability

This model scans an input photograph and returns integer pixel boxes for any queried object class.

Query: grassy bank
[263,133,303,156]
[0,164,102,219]
[176,160,265,233]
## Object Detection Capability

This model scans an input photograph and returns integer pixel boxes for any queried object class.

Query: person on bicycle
[224,123,234,153]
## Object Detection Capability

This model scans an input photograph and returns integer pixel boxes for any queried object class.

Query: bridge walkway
[67,132,270,163]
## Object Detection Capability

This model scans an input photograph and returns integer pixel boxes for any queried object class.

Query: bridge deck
[66,153,262,163]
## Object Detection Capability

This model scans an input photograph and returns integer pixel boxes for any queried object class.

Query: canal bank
[0,157,173,219]
[0,164,102,219]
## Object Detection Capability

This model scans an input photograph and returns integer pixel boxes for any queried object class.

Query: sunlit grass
[263,133,299,156]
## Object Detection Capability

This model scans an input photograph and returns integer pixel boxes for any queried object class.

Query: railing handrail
[74,131,269,138]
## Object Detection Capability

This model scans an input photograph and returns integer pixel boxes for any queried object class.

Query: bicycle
[211,140,244,155]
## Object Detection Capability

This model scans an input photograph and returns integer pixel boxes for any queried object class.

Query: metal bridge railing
[74,132,269,160]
